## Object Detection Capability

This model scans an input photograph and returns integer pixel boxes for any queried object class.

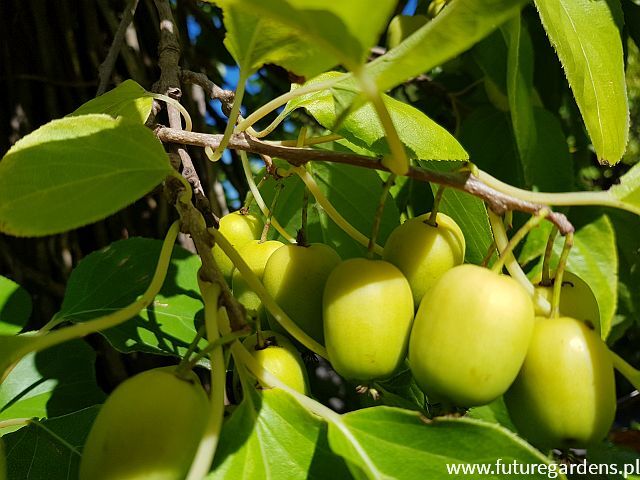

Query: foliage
[0,0,639,479]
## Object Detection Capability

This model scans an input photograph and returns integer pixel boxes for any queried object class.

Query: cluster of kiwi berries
[217,209,616,452]
[78,209,616,479]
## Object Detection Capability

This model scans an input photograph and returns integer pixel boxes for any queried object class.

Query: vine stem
[2,221,180,383]
[355,70,408,175]
[207,226,328,357]
[229,341,384,479]
[239,151,295,242]
[294,166,384,255]
[550,233,573,318]
[491,209,549,273]
[152,93,193,132]
[0,418,30,430]
[487,210,551,315]
[210,71,248,161]
[368,174,396,258]
[477,170,639,215]
[186,280,224,480]
[541,226,558,285]
[261,182,284,242]
[610,350,640,390]
[235,75,346,133]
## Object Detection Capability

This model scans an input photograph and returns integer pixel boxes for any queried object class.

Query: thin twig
[97,0,140,95]
[155,127,575,235]
[180,69,235,115]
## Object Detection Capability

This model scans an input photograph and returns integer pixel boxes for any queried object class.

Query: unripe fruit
[383,212,465,307]
[323,258,414,381]
[409,264,534,407]
[242,331,309,394]
[533,271,600,334]
[79,367,208,480]
[232,240,284,319]
[263,243,341,343]
[212,212,263,280]
[505,316,616,449]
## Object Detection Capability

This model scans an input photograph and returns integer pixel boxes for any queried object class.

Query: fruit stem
[491,209,550,274]
[426,185,445,227]
[260,182,284,242]
[0,418,30,430]
[368,174,396,259]
[550,232,573,318]
[240,151,295,242]
[481,240,497,267]
[541,226,559,286]
[175,325,206,376]
[171,170,193,204]
[487,210,552,315]
[297,129,310,247]
[241,174,267,213]
[186,279,224,480]
[295,166,384,255]
[208,226,328,357]
[208,70,248,161]
[610,350,640,390]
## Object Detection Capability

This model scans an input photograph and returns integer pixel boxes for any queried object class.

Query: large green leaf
[587,442,640,480]
[210,387,350,478]
[0,277,31,335]
[3,406,99,479]
[365,0,529,91]
[0,340,104,427]
[286,72,468,161]
[55,238,205,357]
[255,161,400,259]
[215,0,395,74]
[328,407,560,479]
[0,114,172,237]
[68,79,154,124]
[502,16,536,184]
[534,0,629,165]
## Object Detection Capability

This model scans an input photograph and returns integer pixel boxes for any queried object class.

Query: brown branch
[97,0,140,95]
[180,69,235,116]
[152,0,247,332]
[155,126,575,235]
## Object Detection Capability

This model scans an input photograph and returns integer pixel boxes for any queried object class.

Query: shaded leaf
[534,0,629,164]
[610,161,640,214]
[328,407,558,479]
[3,406,99,480]
[0,277,31,335]
[0,114,172,237]
[68,79,153,124]
[467,397,516,431]
[56,238,205,357]
[210,387,350,479]
[0,340,105,428]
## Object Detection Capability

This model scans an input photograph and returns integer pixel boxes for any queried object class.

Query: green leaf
[0,277,31,335]
[365,0,530,91]
[0,334,41,385]
[502,16,536,185]
[210,387,350,478]
[534,0,629,164]
[467,397,516,431]
[386,15,429,49]
[255,161,400,259]
[68,79,154,124]
[328,407,560,479]
[0,340,105,429]
[3,406,99,479]
[0,114,172,237]
[610,161,640,214]
[587,442,640,480]
[215,0,395,73]
[56,238,205,357]
[286,72,468,161]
